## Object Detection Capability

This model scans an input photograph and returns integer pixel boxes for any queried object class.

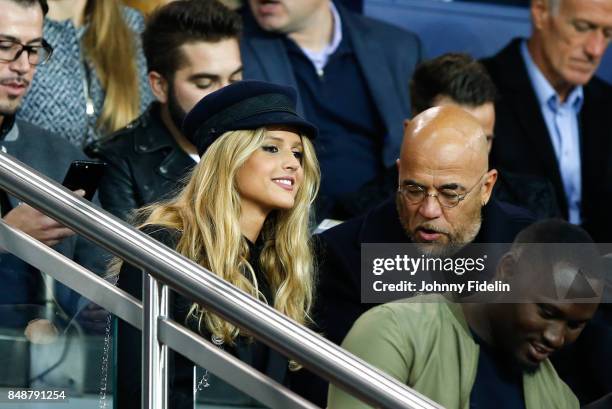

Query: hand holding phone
[62,160,107,201]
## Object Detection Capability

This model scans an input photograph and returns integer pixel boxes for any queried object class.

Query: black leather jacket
[85,103,196,221]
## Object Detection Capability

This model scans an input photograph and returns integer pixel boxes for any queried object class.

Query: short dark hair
[143,0,242,79]
[510,219,603,298]
[10,0,48,16]
[410,53,496,115]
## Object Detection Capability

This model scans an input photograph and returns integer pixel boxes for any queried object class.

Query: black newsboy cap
[182,80,318,156]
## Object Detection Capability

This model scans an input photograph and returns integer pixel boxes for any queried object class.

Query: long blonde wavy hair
[82,0,140,133]
[120,128,320,343]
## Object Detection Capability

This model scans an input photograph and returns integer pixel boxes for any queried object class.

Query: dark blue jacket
[239,3,422,168]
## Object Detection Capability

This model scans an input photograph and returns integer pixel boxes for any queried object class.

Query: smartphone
[62,160,107,201]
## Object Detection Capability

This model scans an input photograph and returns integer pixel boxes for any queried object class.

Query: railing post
[160,284,169,409]
[143,272,168,409]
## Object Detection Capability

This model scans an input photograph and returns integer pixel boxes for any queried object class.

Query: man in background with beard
[314,105,536,346]
[87,0,243,220]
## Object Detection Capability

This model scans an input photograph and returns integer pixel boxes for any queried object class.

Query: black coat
[482,39,612,242]
[115,226,288,409]
[86,103,195,221]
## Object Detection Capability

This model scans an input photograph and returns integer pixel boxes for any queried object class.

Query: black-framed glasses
[0,39,53,66]
[397,172,487,208]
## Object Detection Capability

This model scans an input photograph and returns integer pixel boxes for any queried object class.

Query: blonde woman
[115,81,320,408]
[18,0,153,148]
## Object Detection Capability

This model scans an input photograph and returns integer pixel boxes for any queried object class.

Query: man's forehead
[0,1,44,42]
[399,151,484,188]
[402,128,486,167]
[561,0,612,25]
[405,106,488,151]
[176,39,240,73]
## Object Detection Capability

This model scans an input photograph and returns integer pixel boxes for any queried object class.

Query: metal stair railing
[0,151,444,409]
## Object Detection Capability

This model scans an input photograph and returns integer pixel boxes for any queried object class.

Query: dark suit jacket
[482,39,612,242]
[239,3,422,168]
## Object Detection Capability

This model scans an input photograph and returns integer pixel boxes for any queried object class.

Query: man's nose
[9,50,32,74]
[585,30,609,60]
[543,321,566,350]
[418,194,443,219]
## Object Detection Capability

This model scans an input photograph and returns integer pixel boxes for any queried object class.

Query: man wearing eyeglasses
[313,106,536,345]
[287,105,536,407]
[0,0,106,332]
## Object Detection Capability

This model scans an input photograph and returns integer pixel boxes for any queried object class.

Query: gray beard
[396,194,483,257]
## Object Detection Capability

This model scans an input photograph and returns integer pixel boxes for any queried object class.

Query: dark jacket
[116,226,288,409]
[0,118,107,318]
[86,103,195,221]
[482,39,612,242]
[240,3,422,168]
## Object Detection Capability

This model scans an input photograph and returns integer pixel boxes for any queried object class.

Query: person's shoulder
[480,37,523,78]
[15,119,84,158]
[491,198,535,223]
[140,224,182,249]
[527,359,580,409]
[342,7,418,41]
[355,295,454,334]
[86,109,153,157]
[319,197,405,246]
[585,76,612,102]
[120,6,146,34]
[318,214,365,244]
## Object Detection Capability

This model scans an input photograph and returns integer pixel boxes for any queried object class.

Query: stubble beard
[396,194,483,258]
[166,83,187,132]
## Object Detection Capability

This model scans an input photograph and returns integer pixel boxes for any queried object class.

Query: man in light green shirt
[329,219,603,409]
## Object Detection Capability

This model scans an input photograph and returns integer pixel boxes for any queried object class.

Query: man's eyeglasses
[0,39,53,66]
[397,172,487,208]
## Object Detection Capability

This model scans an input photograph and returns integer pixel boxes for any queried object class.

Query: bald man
[313,106,534,345]
[396,106,497,257]
[289,107,536,406]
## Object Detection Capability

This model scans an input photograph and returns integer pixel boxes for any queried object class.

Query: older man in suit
[482,0,612,242]
[240,0,422,220]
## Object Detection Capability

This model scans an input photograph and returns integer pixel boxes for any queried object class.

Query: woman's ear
[148,71,169,104]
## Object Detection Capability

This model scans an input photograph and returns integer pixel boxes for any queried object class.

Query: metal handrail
[0,151,443,409]
[0,218,318,409]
